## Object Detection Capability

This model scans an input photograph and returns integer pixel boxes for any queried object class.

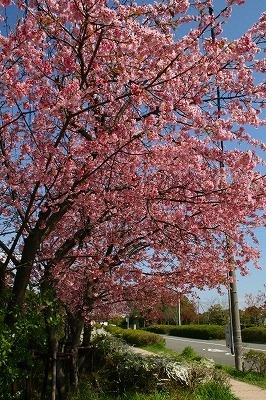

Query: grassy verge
[221,365,266,390]
[68,381,236,400]
[69,385,191,399]
[142,344,201,358]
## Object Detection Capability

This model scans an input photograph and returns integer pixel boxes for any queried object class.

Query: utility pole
[208,5,243,371]
[229,268,243,370]
[177,297,181,326]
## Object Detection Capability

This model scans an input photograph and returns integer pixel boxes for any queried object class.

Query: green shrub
[108,316,125,327]
[104,325,124,336]
[145,324,225,339]
[168,325,225,340]
[91,334,230,397]
[105,326,165,348]
[145,325,172,334]
[0,300,48,399]
[181,346,201,361]
[193,380,236,400]
[92,335,190,394]
[242,327,266,344]
[191,360,229,388]
[243,350,266,374]
[68,384,189,400]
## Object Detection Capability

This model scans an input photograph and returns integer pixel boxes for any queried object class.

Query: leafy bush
[243,350,266,374]
[145,325,172,334]
[242,327,266,344]
[181,346,201,361]
[145,324,225,339]
[105,326,165,348]
[0,301,48,399]
[168,325,225,340]
[91,334,230,396]
[188,359,228,390]
[193,380,236,400]
[68,382,187,400]
[92,334,188,394]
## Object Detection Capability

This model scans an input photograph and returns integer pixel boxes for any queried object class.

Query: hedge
[105,325,165,347]
[168,325,225,340]
[242,327,266,344]
[145,324,172,335]
[146,324,225,340]
[146,324,266,344]
[107,324,266,344]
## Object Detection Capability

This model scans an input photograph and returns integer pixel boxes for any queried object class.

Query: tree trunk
[68,314,85,387]
[5,200,71,327]
[56,361,67,400]
[4,230,42,327]
[78,324,93,372]
[51,341,58,400]
[41,357,50,400]
[0,261,5,298]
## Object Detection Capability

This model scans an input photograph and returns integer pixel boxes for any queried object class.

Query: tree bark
[68,313,85,387]
[4,229,43,327]
[79,323,93,371]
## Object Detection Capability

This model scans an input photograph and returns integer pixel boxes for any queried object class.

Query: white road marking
[166,337,227,347]
[165,336,266,352]
[207,348,226,353]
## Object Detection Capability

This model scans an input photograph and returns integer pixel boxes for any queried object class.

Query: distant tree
[243,287,266,326]
[242,306,263,326]
[179,297,198,325]
[156,296,197,325]
[201,304,229,325]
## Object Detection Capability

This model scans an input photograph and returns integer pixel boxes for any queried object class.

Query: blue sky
[196,0,266,310]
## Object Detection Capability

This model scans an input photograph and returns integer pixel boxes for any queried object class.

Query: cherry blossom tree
[0,0,265,395]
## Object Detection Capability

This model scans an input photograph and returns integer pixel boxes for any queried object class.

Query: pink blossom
[0,0,265,321]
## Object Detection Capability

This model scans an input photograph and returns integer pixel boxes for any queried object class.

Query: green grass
[104,391,191,400]
[67,380,188,399]
[192,381,237,400]
[141,343,177,356]
[221,365,266,390]
[142,344,202,361]
[67,381,237,400]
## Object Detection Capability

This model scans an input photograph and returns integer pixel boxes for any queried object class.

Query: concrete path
[230,379,266,400]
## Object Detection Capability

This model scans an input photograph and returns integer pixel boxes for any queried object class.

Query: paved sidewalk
[230,379,266,400]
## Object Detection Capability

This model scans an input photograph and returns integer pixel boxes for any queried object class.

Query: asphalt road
[163,335,266,367]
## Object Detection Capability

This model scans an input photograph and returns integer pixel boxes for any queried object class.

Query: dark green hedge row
[242,327,266,344]
[146,324,266,344]
[105,324,266,346]
[168,325,226,340]
[145,324,171,334]
[105,325,165,347]
[146,324,225,340]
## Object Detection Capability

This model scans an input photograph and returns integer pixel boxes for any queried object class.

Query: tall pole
[208,6,243,371]
[197,297,200,325]
[177,297,181,326]
[229,268,243,370]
